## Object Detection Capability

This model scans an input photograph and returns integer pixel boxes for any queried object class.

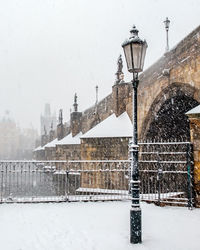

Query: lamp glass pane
[123,44,133,72]
[131,43,143,72]
[140,42,147,72]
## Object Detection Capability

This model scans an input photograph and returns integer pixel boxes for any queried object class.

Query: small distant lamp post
[122,25,147,244]
[164,17,170,52]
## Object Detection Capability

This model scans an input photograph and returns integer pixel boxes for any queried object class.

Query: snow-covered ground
[0,201,199,250]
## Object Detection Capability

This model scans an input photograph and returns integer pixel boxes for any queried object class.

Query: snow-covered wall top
[33,145,45,151]
[56,132,82,145]
[44,138,58,148]
[80,112,132,138]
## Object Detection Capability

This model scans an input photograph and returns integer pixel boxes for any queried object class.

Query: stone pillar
[112,82,132,117]
[187,112,200,207]
[41,134,48,147]
[57,123,64,140]
[49,128,55,141]
[57,109,65,140]
[70,93,82,137]
[70,111,82,137]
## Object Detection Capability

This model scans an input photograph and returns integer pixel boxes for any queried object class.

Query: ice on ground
[0,201,199,250]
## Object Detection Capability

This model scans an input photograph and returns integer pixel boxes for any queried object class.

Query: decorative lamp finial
[130,25,139,37]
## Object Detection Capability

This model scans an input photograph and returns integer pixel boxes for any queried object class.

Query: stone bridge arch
[123,25,200,141]
[140,82,199,140]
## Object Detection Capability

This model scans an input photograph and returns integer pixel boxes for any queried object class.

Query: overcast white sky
[0,0,199,132]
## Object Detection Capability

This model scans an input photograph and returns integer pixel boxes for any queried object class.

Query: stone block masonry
[81,137,130,160]
[56,144,81,161]
[188,115,200,207]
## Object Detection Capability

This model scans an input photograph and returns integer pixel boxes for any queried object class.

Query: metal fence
[139,141,194,207]
[0,141,194,207]
[0,160,130,203]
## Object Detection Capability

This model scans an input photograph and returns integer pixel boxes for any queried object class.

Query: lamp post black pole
[122,25,147,244]
[130,73,141,244]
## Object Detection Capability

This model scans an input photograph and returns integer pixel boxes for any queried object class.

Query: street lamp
[122,25,147,244]
[164,17,170,52]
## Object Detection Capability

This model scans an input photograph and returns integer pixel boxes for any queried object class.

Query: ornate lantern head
[122,25,147,73]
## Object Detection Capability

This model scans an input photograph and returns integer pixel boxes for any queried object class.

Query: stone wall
[45,147,57,161]
[56,144,81,160]
[34,150,45,160]
[188,114,200,207]
[80,137,130,190]
[138,25,200,139]
[81,137,130,160]
[81,94,113,134]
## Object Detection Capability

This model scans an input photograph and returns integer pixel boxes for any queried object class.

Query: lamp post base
[130,208,142,244]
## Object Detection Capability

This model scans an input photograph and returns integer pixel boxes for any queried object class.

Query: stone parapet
[81,137,130,160]
[56,144,81,160]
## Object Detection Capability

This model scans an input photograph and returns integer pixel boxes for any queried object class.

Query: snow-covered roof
[44,138,58,148]
[186,105,200,115]
[81,112,132,139]
[33,145,45,152]
[56,132,82,145]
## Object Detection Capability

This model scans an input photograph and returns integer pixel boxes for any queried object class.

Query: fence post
[187,143,194,209]
[157,151,162,206]
[64,161,69,201]
[157,151,163,206]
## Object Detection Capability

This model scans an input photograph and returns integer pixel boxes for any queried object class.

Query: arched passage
[141,83,199,141]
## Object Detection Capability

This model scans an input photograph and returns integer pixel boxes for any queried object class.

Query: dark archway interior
[146,94,199,141]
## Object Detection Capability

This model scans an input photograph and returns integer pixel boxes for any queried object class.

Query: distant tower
[40,103,56,135]
[164,17,170,52]
[115,55,124,84]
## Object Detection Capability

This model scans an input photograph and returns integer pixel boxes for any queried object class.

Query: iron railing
[0,141,194,207]
[138,141,194,208]
[0,160,130,203]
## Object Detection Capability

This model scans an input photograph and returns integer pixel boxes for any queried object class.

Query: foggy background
[0,0,199,131]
